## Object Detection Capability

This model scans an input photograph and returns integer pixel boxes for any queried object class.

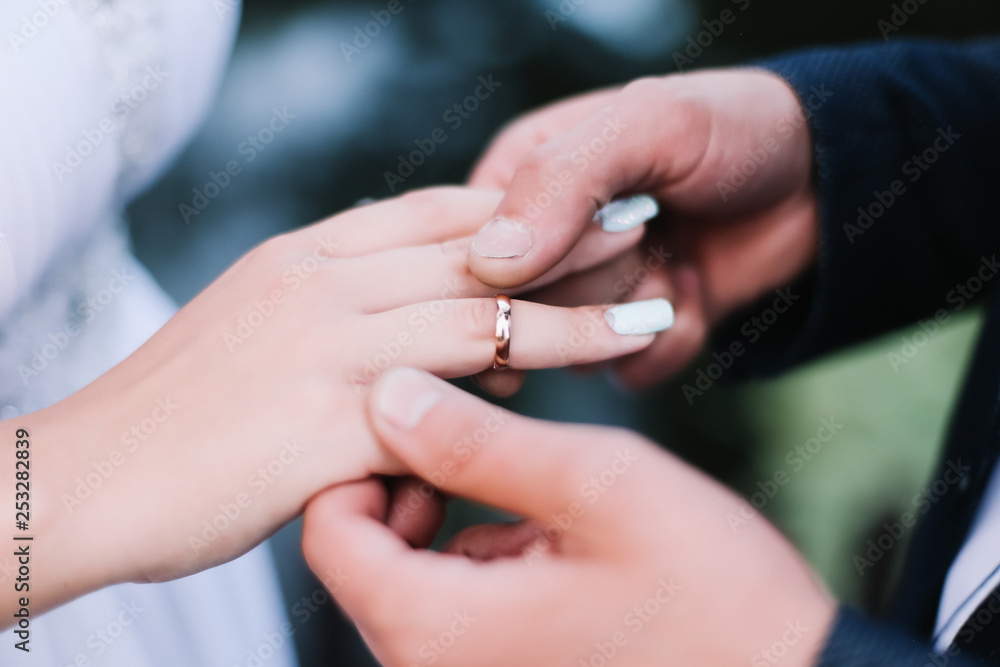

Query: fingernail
[594,195,659,233]
[472,218,533,259]
[376,368,443,430]
[604,299,674,335]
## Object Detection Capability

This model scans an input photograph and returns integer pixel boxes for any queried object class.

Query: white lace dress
[1,1,296,664]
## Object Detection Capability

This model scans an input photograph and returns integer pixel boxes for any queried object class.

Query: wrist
[0,406,93,624]
[0,382,144,623]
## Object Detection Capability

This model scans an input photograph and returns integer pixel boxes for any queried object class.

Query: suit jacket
[719,38,1000,664]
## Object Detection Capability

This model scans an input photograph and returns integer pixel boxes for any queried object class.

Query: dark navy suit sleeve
[710,39,1000,664]
[714,38,1000,377]
[817,607,987,667]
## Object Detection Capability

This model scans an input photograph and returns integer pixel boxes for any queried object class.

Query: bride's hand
[5,187,667,620]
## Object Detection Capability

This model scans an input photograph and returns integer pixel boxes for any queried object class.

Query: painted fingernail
[376,368,443,430]
[594,195,659,233]
[472,218,534,259]
[604,299,674,335]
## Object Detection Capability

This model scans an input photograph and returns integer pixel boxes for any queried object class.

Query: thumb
[468,91,684,288]
[366,368,647,524]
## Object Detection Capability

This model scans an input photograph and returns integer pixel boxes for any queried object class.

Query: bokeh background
[127,1,1000,664]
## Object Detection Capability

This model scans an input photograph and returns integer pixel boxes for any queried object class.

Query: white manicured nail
[594,195,659,233]
[604,299,674,335]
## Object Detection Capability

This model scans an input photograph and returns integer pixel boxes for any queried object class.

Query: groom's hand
[468,70,820,387]
[303,368,835,666]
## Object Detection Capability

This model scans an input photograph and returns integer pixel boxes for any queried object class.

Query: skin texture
[303,368,837,667]
[0,187,655,623]
[468,69,819,388]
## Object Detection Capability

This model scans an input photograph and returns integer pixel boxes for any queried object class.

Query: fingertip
[386,477,448,548]
[471,217,534,260]
[467,217,545,288]
[301,480,388,576]
[367,368,488,473]
[593,194,659,233]
[472,368,526,398]
[442,521,544,561]
[370,367,448,432]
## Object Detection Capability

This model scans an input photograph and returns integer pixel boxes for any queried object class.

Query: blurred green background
[127,1,1000,663]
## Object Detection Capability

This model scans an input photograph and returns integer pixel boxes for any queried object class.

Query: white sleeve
[0,0,238,320]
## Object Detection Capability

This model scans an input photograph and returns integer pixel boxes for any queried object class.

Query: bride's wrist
[0,388,140,623]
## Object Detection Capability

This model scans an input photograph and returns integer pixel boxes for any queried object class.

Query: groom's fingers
[471,368,526,398]
[303,479,570,667]
[442,521,546,561]
[366,368,653,525]
[385,476,447,548]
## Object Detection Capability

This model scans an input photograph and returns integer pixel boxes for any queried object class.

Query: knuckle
[240,234,289,269]
[437,237,470,269]
[620,75,691,106]
[620,75,704,121]
[517,143,571,181]
[455,297,496,346]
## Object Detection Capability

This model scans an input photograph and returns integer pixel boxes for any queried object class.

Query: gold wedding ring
[493,295,511,370]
